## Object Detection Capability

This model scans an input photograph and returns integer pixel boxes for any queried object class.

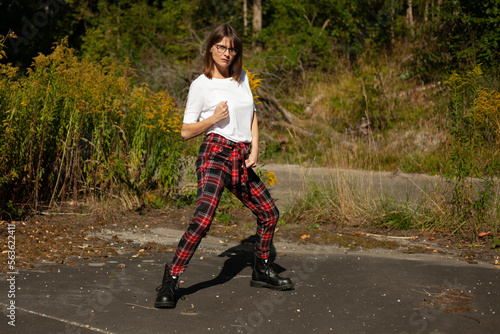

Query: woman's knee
[260,204,279,225]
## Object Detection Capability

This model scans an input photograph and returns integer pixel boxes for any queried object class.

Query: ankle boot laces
[156,278,177,294]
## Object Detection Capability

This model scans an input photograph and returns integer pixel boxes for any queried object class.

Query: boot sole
[250,280,294,290]
[154,301,176,309]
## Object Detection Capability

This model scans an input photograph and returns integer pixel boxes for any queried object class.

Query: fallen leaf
[300,234,310,239]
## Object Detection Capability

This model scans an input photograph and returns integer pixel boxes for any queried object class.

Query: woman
[154,24,293,309]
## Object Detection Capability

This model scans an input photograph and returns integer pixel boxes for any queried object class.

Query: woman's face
[210,36,237,71]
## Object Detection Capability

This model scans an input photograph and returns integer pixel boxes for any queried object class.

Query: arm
[181,101,229,141]
[245,111,259,168]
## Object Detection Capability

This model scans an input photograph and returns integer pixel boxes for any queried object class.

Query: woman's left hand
[245,152,258,168]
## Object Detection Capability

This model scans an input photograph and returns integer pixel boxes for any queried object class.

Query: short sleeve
[183,78,205,124]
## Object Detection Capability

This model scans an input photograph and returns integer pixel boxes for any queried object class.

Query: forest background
[0,0,499,243]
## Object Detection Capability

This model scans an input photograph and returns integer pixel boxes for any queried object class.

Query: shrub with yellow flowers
[0,39,185,209]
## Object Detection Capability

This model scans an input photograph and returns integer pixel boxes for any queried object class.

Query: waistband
[204,133,250,190]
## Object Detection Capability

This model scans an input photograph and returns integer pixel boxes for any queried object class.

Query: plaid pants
[168,134,279,277]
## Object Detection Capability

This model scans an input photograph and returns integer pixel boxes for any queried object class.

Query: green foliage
[80,1,198,64]
[0,33,6,60]
[257,0,407,73]
[373,199,415,230]
[0,41,185,210]
[2,0,499,81]
[283,181,343,227]
[214,190,244,226]
[416,0,500,79]
[400,153,443,176]
[491,236,500,250]
[444,65,499,238]
[259,0,351,70]
[0,29,17,61]
[144,192,169,209]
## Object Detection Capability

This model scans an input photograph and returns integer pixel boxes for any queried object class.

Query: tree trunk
[243,0,248,35]
[252,0,262,50]
[424,0,429,23]
[407,0,415,39]
[436,0,442,21]
[252,0,262,37]
[431,0,435,21]
[389,0,395,46]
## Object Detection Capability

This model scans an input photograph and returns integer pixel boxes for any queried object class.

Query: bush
[444,65,500,238]
[0,40,184,211]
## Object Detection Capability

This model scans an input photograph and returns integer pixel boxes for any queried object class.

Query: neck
[212,64,230,79]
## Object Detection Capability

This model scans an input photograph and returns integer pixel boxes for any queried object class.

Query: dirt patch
[0,201,256,274]
[1,201,499,274]
[415,286,480,324]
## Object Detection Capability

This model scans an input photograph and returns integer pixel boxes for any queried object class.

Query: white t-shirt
[183,70,255,143]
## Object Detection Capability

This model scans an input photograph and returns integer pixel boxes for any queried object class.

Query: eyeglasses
[215,44,238,56]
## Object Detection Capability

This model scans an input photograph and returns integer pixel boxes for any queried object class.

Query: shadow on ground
[177,234,286,299]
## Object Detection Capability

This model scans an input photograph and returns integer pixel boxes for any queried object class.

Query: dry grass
[281,170,500,242]
[260,46,450,175]
[282,170,385,229]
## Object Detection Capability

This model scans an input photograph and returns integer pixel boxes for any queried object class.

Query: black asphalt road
[1,240,499,334]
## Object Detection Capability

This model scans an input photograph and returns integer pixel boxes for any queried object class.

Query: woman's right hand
[180,101,229,141]
[213,101,229,123]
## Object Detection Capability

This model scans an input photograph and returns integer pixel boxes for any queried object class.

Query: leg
[155,168,229,309]
[169,167,230,276]
[230,168,279,260]
[229,168,294,290]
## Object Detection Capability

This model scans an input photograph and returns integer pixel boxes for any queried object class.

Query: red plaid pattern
[168,134,279,277]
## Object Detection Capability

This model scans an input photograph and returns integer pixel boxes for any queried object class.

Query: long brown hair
[203,24,243,82]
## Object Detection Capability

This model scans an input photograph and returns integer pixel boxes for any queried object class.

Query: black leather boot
[250,256,294,290]
[154,266,178,309]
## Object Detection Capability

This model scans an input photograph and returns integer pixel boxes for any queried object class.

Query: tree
[243,0,249,35]
[253,0,262,37]
[415,0,500,78]
[407,0,415,38]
